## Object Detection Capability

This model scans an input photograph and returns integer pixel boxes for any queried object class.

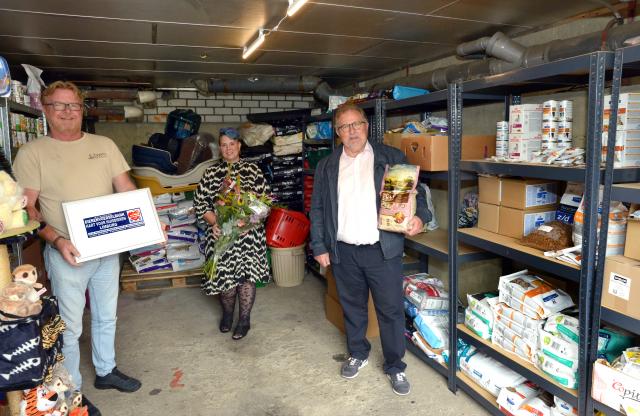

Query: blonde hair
[41,81,85,103]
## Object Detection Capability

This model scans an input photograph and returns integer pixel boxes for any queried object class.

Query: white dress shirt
[337,142,379,245]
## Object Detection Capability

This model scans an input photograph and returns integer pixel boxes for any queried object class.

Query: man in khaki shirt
[14,81,140,416]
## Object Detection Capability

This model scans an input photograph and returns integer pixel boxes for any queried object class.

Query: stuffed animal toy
[19,384,58,416]
[50,398,68,416]
[45,364,73,396]
[0,170,28,234]
[12,264,44,303]
[0,282,41,320]
[67,392,87,416]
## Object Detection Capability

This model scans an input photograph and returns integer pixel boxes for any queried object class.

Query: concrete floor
[77,274,488,416]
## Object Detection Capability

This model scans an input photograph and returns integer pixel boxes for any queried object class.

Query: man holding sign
[14,81,141,416]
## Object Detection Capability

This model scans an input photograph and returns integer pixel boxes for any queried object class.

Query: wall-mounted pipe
[86,106,143,119]
[192,75,336,103]
[84,90,160,104]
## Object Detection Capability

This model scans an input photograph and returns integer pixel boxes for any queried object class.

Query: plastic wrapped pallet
[464,292,498,339]
[498,270,574,319]
[457,339,527,397]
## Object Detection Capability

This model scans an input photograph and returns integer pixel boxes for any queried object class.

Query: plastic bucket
[270,244,306,287]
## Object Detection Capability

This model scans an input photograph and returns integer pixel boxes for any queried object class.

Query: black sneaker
[94,367,142,392]
[340,356,368,379]
[81,395,102,416]
[387,372,411,396]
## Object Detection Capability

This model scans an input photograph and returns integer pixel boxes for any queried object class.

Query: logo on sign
[83,208,145,238]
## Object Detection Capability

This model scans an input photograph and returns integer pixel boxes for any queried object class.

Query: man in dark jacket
[310,103,431,396]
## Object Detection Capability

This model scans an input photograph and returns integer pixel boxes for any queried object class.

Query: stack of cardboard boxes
[478,176,558,239]
[603,92,640,167]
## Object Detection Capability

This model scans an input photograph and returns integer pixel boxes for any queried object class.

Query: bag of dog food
[497,381,540,415]
[413,312,449,349]
[403,274,448,311]
[492,320,537,363]
[378,164,419,233]
[544,312,579,344]
[552,396,578,416]
[520,221,573,252]
[536,353,578,389]
[465,292,498,339]
[498,270,574,319]
[458,343,527,397]
[539,326,579,370]
[493,302,543,349]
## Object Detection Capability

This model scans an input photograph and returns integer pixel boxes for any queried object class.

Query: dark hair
[219,127,240,141]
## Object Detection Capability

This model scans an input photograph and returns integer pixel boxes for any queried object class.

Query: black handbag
[0,296,64,391]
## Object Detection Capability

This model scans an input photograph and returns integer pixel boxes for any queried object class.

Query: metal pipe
[457,32,526,64]
[86,106,143,118]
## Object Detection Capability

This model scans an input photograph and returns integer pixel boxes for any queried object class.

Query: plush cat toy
[0,281,41,320]
[0,170,27,234]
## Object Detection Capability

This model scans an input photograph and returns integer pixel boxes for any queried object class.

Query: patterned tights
[219,280,256,324]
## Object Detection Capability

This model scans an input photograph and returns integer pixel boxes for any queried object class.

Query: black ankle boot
[219,313,233,333]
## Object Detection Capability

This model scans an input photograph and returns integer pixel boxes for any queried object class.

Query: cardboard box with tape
[602,255,640,320]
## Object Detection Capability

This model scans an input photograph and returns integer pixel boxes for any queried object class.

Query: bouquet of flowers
[203,172,273,281]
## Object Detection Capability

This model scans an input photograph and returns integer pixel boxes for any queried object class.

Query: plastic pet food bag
[413,312,448,349]
[555,182,583,225]
[498,270,574,320]
[552,396,578,416]
[378,164,419,233]
[519,393,555,416]
[538,326,579,371]
[544,312,579,344]
[458,346,527,397]
[520,221,573,252]
[403,274,448,311]
[598,326,636,362]
[465,309,492,340]
[535,353,578,389]
[497,381,540,415]
[419,183,438,231]
[464,292,498,339]
[492,320,537,363]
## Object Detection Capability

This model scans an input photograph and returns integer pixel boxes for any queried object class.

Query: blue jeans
[44,245,120,389]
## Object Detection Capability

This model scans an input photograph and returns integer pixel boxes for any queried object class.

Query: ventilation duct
[192,76,336,104]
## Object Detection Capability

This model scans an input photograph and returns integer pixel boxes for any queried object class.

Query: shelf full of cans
[495,99,582,166]
[8,112,45,147]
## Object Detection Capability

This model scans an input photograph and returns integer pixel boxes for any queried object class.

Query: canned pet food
[542,121,558,140]
[558,100,573,122]
[543,100,558,122]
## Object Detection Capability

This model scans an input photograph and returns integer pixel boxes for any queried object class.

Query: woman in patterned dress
[194,127,270,340]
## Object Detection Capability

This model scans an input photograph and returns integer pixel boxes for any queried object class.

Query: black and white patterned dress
[194,160,271,295]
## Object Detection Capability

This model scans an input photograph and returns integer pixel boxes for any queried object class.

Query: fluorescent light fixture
[287,0,309,16]
[242,29,265,59]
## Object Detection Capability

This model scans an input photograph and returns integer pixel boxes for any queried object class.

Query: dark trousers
[332,241,406,375]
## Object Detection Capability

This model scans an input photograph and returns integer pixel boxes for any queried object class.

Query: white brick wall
[132,91,320,123]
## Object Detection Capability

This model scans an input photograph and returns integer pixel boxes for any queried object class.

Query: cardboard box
[325,267,379,338]
[478,202,500,234]
[508,134,542,162]
[498,206,557,239]
[604,94,640,130]
[592,359,640,414]
[602,255,640,320]
[501,178,558,210]
[325,294,380,339]
[478,175,502,205]
[602,131,640,167]
[387,134,495,171]
[625,214,640,261]
[509,104,543,134]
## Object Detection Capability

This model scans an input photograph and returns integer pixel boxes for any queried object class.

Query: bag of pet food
[535,353,578,389]
[413,312,448,349]
[493,302,543,349]
[573,188,628,256]
[378,164,419,233]
[403,274,448,311]
[552,396,578,416]
[498,270,574,320]
[520,221,573,252]
[598,326,635,363]
[544,312,579,344]
[464,292,498,339]
[538,326,579,371]
[492,320,536,363]
[458,343,527,397]
[520,392,555,416]
[497,381,540,416]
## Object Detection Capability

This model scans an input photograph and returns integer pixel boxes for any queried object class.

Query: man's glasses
[43,102,84,112]
[336,120,367,134]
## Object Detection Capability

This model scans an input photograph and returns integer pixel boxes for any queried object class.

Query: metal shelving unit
[404,339,448,378]
[446,50,621,416]
[0,97,45,166]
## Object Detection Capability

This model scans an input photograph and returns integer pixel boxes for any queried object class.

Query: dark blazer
[309,141,431,264]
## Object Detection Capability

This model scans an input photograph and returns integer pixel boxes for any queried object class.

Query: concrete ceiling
[0,0,620,89]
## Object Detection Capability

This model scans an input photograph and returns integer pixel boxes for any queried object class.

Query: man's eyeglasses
[336,120,367,134]
[43,102,84,112]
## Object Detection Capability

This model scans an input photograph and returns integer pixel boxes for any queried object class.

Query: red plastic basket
[266,208,310,248]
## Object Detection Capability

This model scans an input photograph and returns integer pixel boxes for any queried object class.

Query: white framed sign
[62,188,165,263]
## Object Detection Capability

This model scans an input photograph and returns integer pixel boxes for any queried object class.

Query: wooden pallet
[120,263,203,292]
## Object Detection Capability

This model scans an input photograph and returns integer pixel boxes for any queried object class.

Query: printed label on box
[608,272,631,301]
[84,208,145,238]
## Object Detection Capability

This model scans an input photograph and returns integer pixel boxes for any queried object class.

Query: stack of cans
[496,121,509,158]
[542,100,573,149]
